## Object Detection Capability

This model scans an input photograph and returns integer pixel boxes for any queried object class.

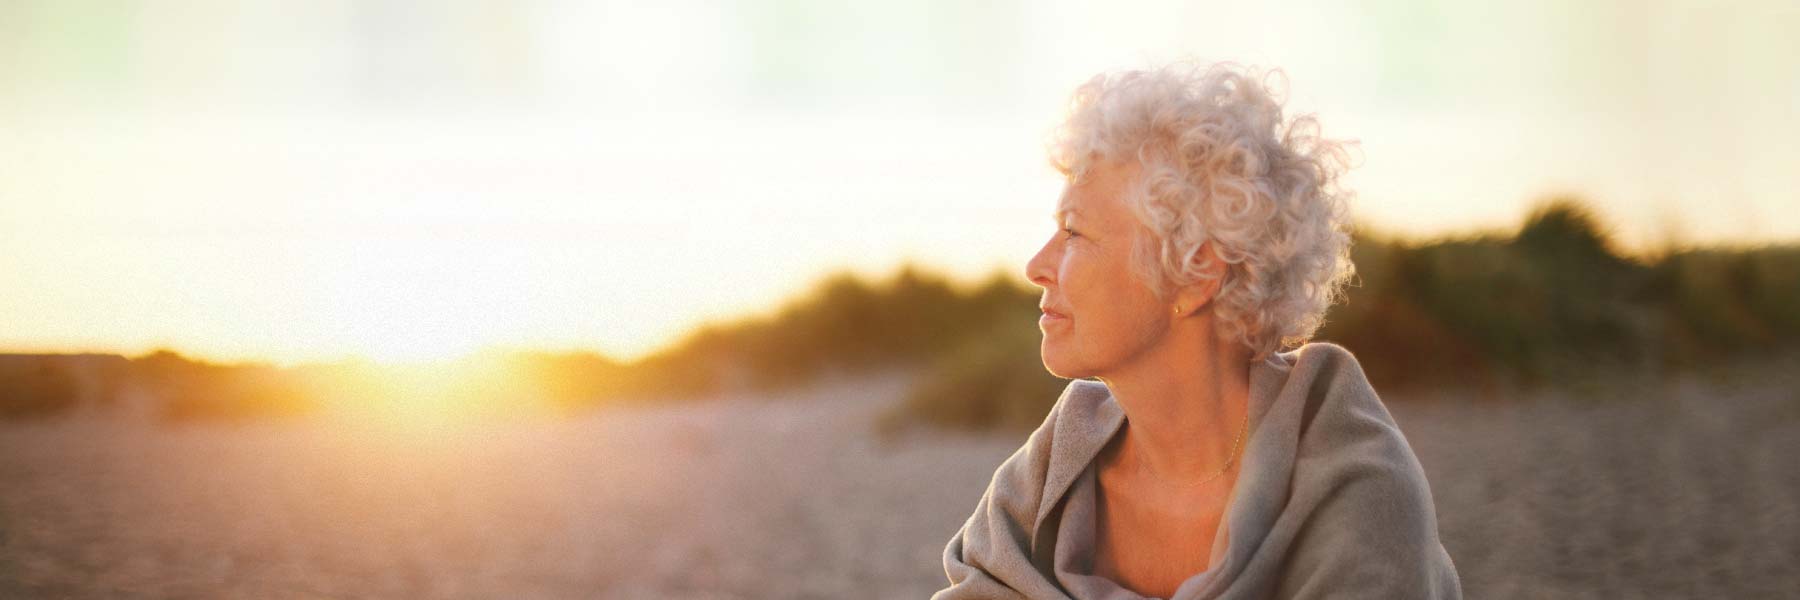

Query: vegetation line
[4,199,1797,430]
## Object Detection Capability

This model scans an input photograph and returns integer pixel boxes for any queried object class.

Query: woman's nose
[1025,237,1056,289]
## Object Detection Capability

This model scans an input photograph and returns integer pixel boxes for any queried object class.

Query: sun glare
[359,338,483,366]
[311,351,545,434]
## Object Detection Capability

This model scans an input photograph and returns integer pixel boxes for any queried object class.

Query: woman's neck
[1098,320,1253,486]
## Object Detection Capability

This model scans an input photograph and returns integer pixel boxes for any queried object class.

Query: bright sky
[3,0,1796,365]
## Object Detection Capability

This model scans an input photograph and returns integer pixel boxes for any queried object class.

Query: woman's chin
[1038,343,1088,380]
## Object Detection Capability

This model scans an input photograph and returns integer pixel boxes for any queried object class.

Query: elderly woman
[933,64,1462,599]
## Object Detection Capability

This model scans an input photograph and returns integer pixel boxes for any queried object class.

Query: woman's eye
[1062,227,1080,239]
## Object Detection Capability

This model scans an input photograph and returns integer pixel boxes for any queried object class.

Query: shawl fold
[933,342,1462,599]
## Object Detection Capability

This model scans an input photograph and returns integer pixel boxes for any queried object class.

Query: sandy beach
[2,363,1796,598]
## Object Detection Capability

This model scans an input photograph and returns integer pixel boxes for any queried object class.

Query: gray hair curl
[1049,62,1358,361]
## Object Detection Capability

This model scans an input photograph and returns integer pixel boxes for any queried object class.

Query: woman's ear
[1172,241,1227,317]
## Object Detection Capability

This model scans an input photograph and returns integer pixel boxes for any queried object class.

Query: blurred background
[2,1,1797,597]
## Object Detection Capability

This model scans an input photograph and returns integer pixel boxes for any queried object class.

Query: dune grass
[4,198,1798,427]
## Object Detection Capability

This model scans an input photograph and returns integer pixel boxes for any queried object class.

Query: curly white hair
[1048,62,1358,361]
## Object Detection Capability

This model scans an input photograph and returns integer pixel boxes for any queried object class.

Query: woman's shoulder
[1271,343,1461,596]
[1274,341,1389,436]
[1274,341,1437,510]
[1275,340,1362,382]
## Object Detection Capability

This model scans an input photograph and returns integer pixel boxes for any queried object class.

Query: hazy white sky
[3,0,1796,364]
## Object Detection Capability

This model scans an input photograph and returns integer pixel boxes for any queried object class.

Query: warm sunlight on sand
[306,353,552,433]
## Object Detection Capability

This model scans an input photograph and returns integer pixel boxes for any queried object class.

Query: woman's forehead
[1057,162,1137,220]
[1054,189,1079,218]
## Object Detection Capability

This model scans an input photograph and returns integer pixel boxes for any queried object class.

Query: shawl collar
[1027,353,1295,557]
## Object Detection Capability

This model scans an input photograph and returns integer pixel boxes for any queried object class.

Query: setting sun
[6,2,1796,367]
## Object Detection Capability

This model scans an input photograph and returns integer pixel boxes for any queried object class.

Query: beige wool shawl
[933,342,1462,599]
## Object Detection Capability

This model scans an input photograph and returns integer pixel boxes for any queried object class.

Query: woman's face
[1026,160,1172,379]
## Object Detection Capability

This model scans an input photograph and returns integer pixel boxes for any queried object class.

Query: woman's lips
[1039,308,1069,328]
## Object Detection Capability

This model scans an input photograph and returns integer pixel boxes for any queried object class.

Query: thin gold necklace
[1178,408,1250,487]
